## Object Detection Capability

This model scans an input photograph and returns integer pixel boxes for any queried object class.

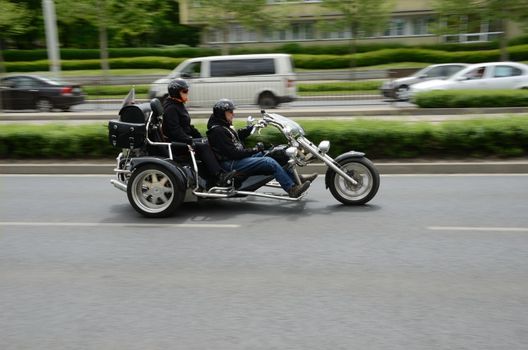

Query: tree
[433,0,528,60]
[191,0,271,55]
[0,0,32,71]
[319,0,395,69]
[55,0,170,74]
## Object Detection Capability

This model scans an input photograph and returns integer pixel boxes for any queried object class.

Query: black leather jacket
[162,98,202,143]
[206,113,257,161]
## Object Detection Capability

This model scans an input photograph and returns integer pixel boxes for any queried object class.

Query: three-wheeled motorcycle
[108,90,380,217]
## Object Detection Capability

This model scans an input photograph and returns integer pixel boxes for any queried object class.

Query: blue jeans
[221,153,295,191]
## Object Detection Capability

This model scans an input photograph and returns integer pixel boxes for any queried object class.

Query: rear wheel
[326,157,380,205]
[36,98,53,112]
[127,164,185,218]
[258,92,277,109]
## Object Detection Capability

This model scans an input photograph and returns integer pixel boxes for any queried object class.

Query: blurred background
[1,0,528,111]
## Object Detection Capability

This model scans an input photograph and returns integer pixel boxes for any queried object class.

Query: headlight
[318,140,330,154]
[285,146,298,158]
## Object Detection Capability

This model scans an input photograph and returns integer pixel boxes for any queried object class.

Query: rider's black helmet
[168,78,189,98]
[213,98,236,116]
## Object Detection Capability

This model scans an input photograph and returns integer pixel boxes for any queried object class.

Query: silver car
[409,61,528,98]
[380,63,468,100]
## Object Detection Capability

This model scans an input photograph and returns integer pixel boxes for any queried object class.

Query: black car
[0,75,85,112]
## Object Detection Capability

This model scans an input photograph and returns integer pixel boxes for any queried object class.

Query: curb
[2,161,527,175]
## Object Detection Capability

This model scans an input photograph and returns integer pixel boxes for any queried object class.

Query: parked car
[0,75,85,112]
[409,62,528,98]
[149,54,297,108]
[380,63,468,100]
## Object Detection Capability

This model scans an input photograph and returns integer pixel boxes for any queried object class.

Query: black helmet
[167,78,189,98]
[213,98,236,116]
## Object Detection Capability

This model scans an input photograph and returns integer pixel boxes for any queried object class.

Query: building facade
[178,0,522,48]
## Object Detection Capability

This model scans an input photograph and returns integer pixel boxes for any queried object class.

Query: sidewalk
[1,159,527,175]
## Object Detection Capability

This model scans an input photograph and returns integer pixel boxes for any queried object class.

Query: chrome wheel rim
[131,169,174,214]
[334,162,373,201]
[396,87,409,100]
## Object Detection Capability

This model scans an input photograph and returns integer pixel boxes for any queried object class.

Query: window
[384,18,406,37]
[412,17,433,35]
[291,22,315,40]
[1,78,16,88]
[181,62,201,78]
[464,66,486,79]
[493,66,523,78]
[444,65,466,77]
[210,59,275,77]
[11,77,37,89]
[424,66,443,77]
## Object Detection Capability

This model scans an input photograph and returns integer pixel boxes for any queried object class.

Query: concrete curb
[2,161,527,175]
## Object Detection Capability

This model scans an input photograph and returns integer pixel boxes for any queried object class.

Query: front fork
[296,138,358,186]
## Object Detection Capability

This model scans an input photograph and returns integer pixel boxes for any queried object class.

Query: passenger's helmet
[213,99,236,115]
[167,78,189,98]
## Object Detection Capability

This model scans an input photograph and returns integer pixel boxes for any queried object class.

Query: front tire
[127,164,185,218]
[326,157,380,205]
[395,85,410,101]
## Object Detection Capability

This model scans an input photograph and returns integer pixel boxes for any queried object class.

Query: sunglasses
[181,89,189,93]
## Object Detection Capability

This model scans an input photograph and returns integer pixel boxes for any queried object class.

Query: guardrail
[58,69,389,85]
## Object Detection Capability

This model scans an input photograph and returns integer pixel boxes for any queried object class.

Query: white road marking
[382,174,528,177]
[428,226,528,232]
[0,222,240,228]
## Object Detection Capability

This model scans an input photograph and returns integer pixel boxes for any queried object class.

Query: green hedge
[414,90,528,108]
[6,45,528,72]
[1,117,527,159]
[2,47,219,62]
[5,57,186,72]
[6,40,521,61]
[297,81,382,92]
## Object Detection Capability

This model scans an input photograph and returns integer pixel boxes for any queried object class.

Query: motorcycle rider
[206,98,314,198]
[162,79,235,187]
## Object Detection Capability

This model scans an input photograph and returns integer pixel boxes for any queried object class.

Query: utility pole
[42,0,61,77]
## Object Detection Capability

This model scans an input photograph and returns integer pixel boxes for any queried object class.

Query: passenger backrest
[119,102,151,123]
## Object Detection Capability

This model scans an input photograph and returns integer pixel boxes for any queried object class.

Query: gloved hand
[255,142,265,152]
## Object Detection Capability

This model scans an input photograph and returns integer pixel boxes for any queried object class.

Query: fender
[129,157,188,190]
[324,151,365,189]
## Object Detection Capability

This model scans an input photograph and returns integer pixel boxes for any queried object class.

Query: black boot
[216,170,237,186]
[288,181,311,198]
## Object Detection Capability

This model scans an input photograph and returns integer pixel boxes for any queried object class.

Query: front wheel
[127,164,185,218]
[326,157,380,205]
[395,85,410,101]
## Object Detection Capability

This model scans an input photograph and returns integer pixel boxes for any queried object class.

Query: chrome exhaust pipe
[110,179,127,192]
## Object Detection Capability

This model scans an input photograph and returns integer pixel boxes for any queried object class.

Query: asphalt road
[1,174,528,350]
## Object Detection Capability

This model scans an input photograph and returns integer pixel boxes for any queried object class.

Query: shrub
[2,47,220,62]
[5,57,186,72]
[414,90,528,108]
[1,118,527,159]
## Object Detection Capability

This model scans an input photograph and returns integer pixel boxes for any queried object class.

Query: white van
[148,54,297,108]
